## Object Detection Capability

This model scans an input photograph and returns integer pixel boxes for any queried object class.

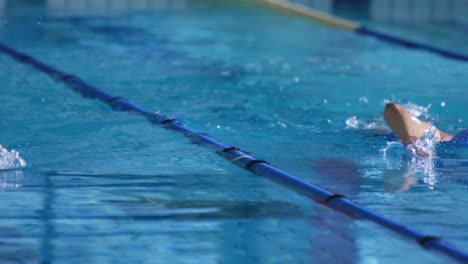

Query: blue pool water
[1,1,468,263]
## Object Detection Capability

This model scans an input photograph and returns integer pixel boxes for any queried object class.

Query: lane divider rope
[1,42,467,263]
[254,0,468,63]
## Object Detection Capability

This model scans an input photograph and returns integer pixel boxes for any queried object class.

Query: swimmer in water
[383,103,453,146]
[381,103,468,190]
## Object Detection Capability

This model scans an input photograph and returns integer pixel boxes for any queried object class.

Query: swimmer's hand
[406,127,439,158]
[407,143,433,158]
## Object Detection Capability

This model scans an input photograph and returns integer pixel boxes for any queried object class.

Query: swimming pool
[1,1,468,263]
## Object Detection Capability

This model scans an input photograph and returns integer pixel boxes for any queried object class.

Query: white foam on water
[0,145,27,170]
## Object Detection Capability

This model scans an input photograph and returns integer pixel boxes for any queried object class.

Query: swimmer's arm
[384,103,452,146]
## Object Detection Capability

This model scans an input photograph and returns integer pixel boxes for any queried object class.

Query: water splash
[350,101,442,190]
[345,116,391,135]
[411,156,437,190]
[401,102,432,119]
[381,141,405,164]
[381,129,439,190]
[407,128,439,189]
[407,127,438,158]
[345,116,359,129]
[0,145,27,170]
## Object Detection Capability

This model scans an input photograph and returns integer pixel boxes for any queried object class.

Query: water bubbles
[0,145,27,170]
[381,127,439,190]
[440,101,446,107]
[422,169,437,190]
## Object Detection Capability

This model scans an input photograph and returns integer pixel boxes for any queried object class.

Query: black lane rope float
[1,43,468,263]
[254,0,468,63]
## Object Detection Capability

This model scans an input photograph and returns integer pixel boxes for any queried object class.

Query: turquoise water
[1,1,468,263]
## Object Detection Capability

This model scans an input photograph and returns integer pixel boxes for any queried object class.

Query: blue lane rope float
[1,43,468,263]
[254,0,468,63]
